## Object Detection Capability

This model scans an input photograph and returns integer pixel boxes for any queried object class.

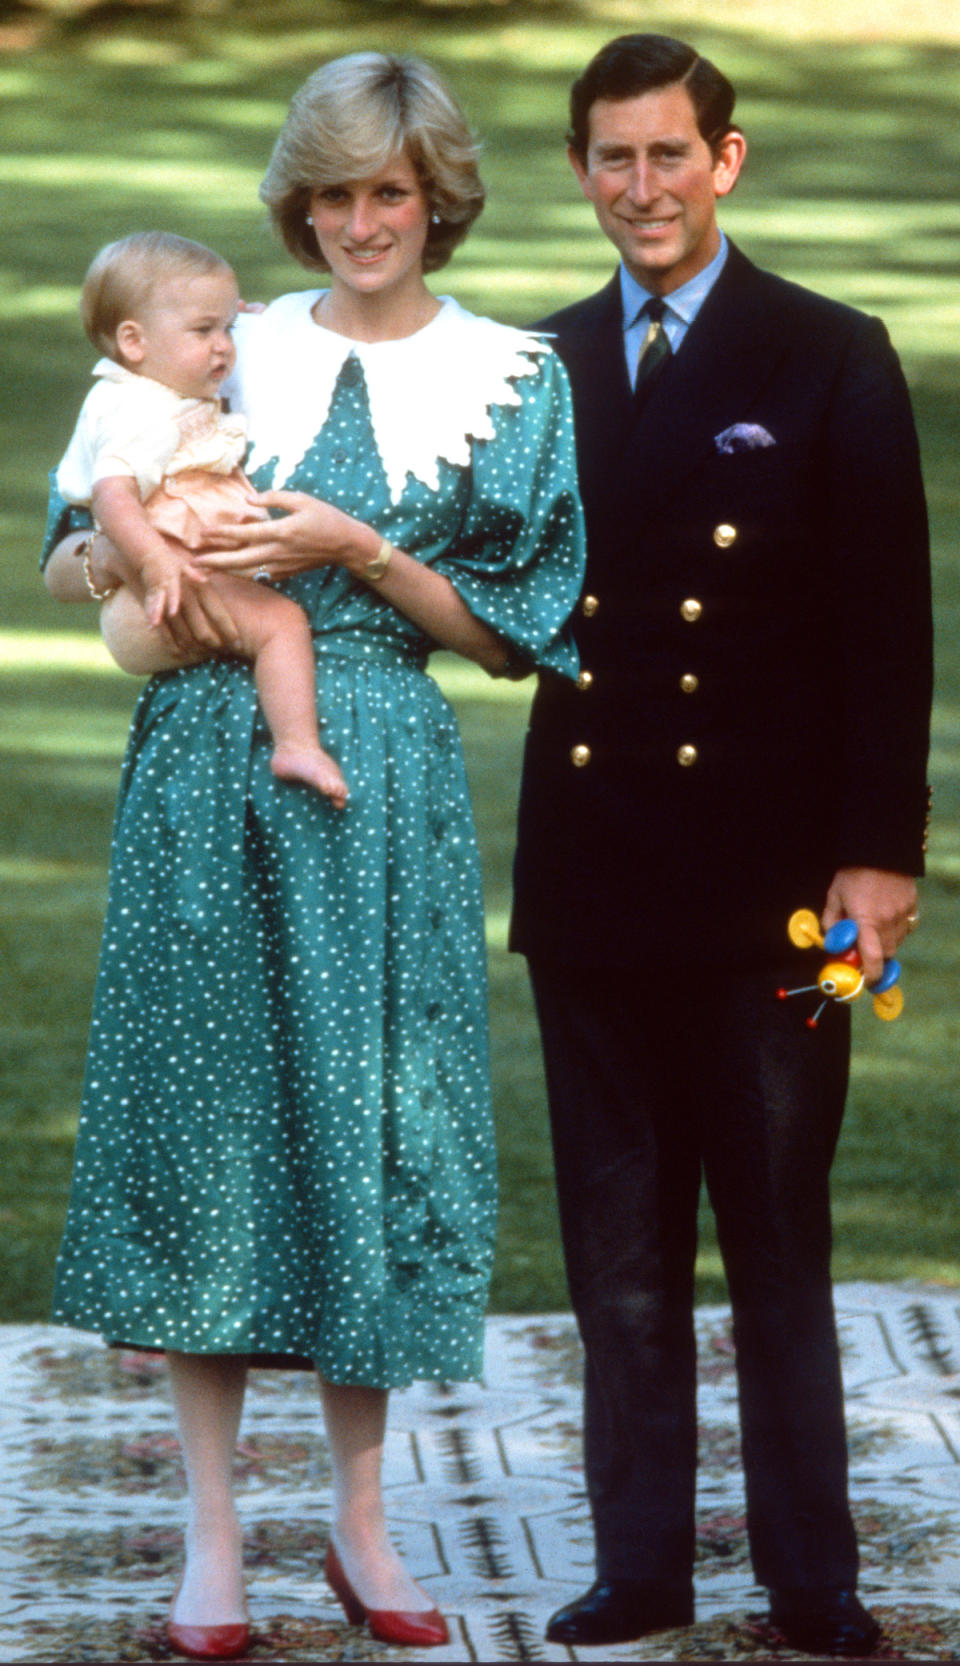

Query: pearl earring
[431,213,441,225]
[306,214,313,226]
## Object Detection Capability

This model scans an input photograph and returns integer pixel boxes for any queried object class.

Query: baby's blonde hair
[81,231,233,360]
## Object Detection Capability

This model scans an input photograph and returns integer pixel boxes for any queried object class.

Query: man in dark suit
[511,33,932,1656]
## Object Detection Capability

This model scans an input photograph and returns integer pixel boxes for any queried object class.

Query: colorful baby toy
[777,909,904,1029]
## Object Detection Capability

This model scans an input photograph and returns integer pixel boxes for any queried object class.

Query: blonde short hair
[81,231,233,360]
[259,52,485,274]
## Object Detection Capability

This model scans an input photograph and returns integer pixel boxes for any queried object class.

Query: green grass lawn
[2,1,959,1321]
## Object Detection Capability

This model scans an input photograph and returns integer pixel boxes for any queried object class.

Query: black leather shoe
[545,1580,694,1646]
[769,1589,881,1657]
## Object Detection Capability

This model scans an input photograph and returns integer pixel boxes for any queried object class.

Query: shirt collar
[620,231,729,331]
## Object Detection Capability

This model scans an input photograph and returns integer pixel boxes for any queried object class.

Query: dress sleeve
[40,473,92,572]
[434,348,585,679]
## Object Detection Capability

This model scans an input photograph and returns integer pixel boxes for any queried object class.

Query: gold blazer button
[582,594,599,617]
[680,598,703,622]
[571,744,592,767]
[577,669,594,690]
[677,744,698,767]
[680,673,699,694]
[713,523,738,548]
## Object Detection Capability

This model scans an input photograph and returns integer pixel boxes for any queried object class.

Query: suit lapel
[550,276,633,491]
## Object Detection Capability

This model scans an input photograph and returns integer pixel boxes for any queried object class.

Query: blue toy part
[871,958,901,994]
[823,920,859,954]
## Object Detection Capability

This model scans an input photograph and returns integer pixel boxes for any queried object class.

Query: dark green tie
[633,296,672,411]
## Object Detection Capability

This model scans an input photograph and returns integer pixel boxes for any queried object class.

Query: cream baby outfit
[57,359,263,547]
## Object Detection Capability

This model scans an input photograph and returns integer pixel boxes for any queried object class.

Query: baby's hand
[140,548,204,628]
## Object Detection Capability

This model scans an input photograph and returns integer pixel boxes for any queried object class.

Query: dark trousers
[528,958,859,1593]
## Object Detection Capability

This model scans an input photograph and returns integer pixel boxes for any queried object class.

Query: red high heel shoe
[166,1619,251,1661]
[324,1540,450,1648]
[167,1574,251,1661]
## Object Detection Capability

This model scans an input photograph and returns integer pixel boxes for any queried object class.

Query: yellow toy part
[873,985,904,1021]
[787,908,824,950]
[817,962,865,1003]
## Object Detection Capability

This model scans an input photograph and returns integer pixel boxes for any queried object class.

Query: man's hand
[820,867,918,984]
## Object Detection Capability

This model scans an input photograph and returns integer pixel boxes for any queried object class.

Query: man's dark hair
[568,34,739,160]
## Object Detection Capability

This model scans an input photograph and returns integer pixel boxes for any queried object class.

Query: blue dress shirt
[621,232,729,387]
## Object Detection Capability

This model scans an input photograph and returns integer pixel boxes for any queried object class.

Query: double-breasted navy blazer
[511,241,933,968]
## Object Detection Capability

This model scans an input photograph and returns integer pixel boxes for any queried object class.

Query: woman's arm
[43,524,246,657]
[348,523,510,674]
[195,489,511,675]
[44,529,105,603]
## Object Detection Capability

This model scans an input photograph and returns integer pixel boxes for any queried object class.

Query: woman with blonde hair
[43,50,584,1660]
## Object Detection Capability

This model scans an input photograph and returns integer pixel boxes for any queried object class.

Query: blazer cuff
[836,783,933,877]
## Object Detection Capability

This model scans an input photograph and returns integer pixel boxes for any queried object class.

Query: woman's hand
[99,528,243,657]
[45,530,246,658]
[87,530,125,598]
[201,488,509,675]
[195,490,378,581]
[139,546,207,631]
[145,555,247,658]
[90,478,247,657]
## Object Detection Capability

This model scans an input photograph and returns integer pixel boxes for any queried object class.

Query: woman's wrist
[363,538,394,583]
[76,531,120,601]
[339,518,394,582]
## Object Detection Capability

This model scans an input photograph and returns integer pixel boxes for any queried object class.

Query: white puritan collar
[233,293,549,504]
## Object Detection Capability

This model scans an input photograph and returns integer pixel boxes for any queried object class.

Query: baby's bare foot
[271,742,348,806]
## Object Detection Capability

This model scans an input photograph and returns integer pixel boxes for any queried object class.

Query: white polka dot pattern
[51,311,585,1387]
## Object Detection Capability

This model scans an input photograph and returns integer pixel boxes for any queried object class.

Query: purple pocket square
[714,422,777,454]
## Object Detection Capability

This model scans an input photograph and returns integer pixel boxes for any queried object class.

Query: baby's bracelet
[76,533,118,602]
[363,538,394,583]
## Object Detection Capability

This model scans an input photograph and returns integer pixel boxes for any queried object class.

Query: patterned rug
[2,1284,960,1661]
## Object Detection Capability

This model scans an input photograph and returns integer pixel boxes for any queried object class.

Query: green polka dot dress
[45,294,584,1386]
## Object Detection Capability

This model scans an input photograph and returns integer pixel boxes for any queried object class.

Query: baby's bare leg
[207,573,348,806]
[100,586,206,675]
[101,575,346,804]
